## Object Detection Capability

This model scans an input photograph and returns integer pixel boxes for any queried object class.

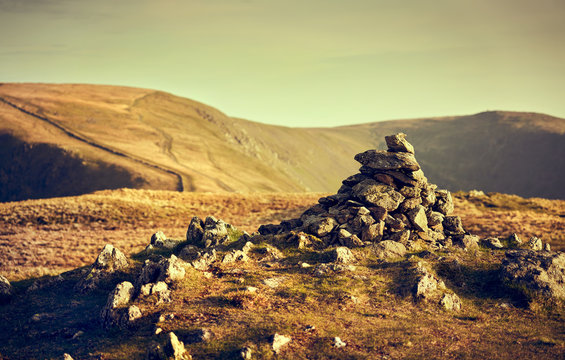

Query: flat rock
[354,150,420,171]
[272,333,291,354]
[352,179,405,212]
[385,133,415,154]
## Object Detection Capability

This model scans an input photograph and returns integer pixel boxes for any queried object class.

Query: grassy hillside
[1,83,564,201]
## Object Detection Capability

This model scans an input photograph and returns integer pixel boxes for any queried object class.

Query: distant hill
[0,83,564,201]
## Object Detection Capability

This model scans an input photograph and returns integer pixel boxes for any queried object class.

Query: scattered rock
[501,250,565,299]
[508,233,522,247]
[100,281,136,328]
[262,277,287,289]
[528,237,543,251]
[372,240,407,260]
[440,293,462,311]
[481,237,504,249]
[329,246,356,264]
[333,337,347,348]
[239,347,253,360]
[454,234,480,250]
[0,274,13,302]
[271,333,291,354]
[76,244,128,293]
[63,354,74,360]
[140,281,171,303]
[137,255,187,288]
[147,231,182,251]
[222,250,250,264]
[147,332,192,360]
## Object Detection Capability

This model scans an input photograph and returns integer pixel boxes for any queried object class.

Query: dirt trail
[0,96,186,192]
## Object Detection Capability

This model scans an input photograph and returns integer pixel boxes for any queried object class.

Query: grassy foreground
[0,190,564,359]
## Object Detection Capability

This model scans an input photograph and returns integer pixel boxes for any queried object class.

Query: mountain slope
[0,83,564,201]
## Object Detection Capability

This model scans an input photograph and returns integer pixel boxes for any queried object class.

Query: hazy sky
[1,0,564,127]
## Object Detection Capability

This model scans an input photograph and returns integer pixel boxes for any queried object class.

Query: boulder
[179,247,217,270]
[528,236,543,251]
[222,250,250,264]
[329,246,356,264]
[139,281,171,303]
[481,237,504,249]
[354,150,420,171]
[0,275,13,303]
[454,234,480,250]
[352,179,405,211]
[507,233,522,247]
[385,133,415,154]
[76,244,128,293]
[186,216,204,244]
[137,255,186,288]
[443,216,465,235]
[308,217,338,237]
[372,240,407,260]
[147,332,192,360]
[100,281,136,328]
[147,231,181,251]
[501,250,565,299]
[434,190,454,216]
[202,216,229,247]
[440,293,462,311]
[407,205,429,232]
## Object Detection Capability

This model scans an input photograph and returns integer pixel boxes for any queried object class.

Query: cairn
[259,133,472,250]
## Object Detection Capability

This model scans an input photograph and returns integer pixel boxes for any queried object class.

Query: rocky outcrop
[76,244,129,293]
[501,250,565,299]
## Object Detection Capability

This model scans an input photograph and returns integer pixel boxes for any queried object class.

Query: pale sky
[1,0,564,127]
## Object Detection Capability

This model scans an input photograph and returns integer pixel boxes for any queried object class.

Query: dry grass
[0,189,564,359]
[1,189,563,281]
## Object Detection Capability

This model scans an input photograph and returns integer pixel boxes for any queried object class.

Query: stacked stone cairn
[259,133,475,251]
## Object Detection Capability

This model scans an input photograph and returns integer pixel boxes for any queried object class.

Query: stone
[184,249,217,270]
[508,233,522,246]
[63,354,74,360]
[329,246,356,264]
[342,173,369,187]
[201,216,229,247]
[440,293,462,311]
[164,332,192,360]
[100,281,135,328]
[309,217,338,237]
[149,231,180,250]
[222,250,250,264]
[399,197,422,212]
[501,250,565,299]
[384,170,420,187]
[139,281,171,303]
[352,179,405,211]
[93,244,129,271]
[412,262,442,300]
[354,150,420,171]
[0,274,13,302]
[386,230,411,243]
[454,234,479,250]
[385,133,415,154]
[262,276,287,288]
[340,234,364,248]
[271,333,291,354]
[333,336,347,348]
[361,222,384,242]
[240,347,253,360]
[481,237,504,249]
[186,216,204,244]
[374,173,396,186]
[137,255,186,288]
[185,328,213,343]
[407,205,429,232]
[434,190,454,216]
[427,211,444,228]
[545,243,551,251]
[372,240,407,260]
[127,305,143,323]
[400,186,421,199]
[443,216,465,235]
[76,244,129,293]
[385,214,407,232]
[528,236,543,251]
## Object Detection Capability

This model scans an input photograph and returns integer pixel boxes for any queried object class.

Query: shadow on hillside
[0,133,146,202]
